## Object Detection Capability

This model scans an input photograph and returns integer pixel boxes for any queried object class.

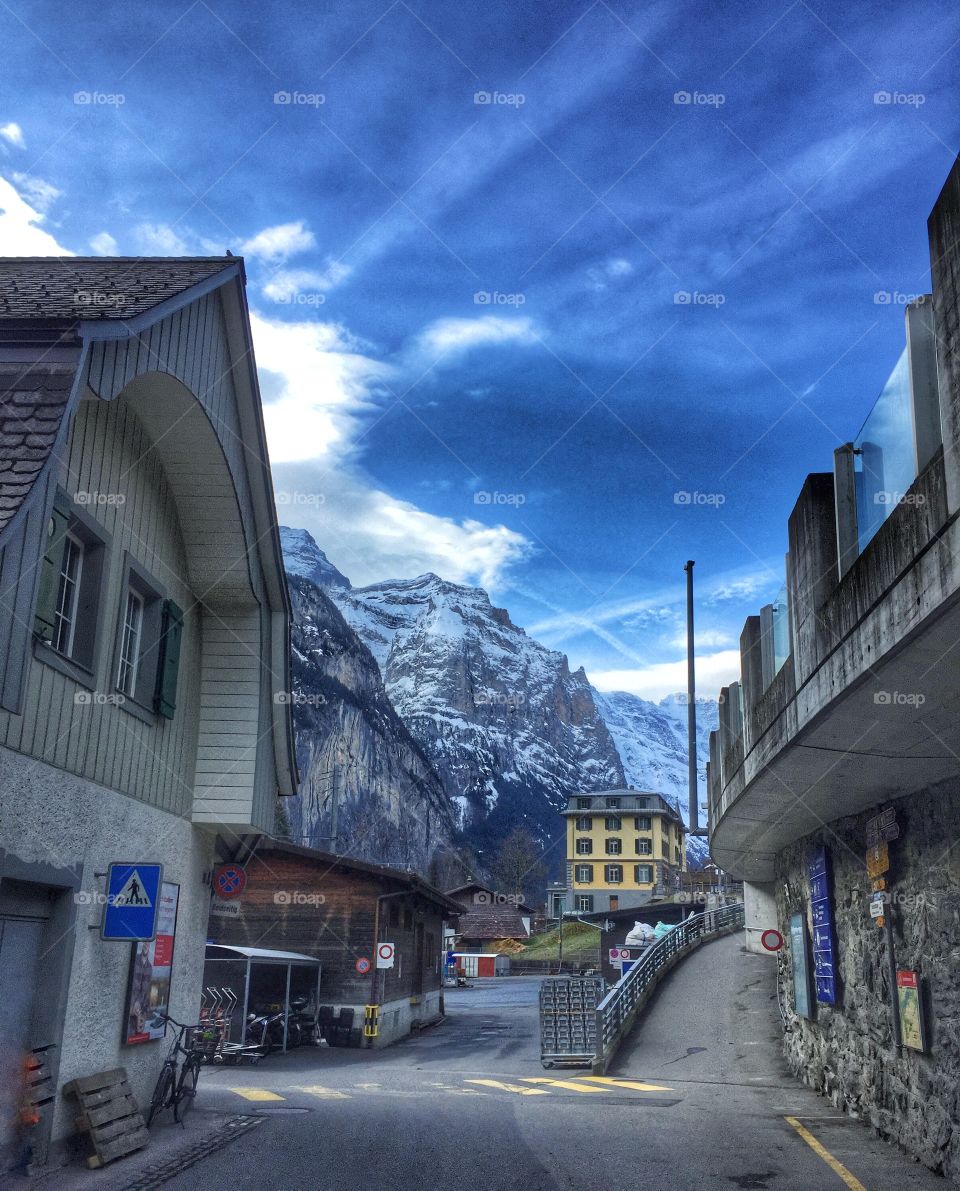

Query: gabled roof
[0,257,237,321]
[456,905,530,940]
[445,881,534,914]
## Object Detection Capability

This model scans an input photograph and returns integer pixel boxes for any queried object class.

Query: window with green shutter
[154,599,183,719]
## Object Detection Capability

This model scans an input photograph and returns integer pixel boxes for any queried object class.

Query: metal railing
[592,902,745,1073]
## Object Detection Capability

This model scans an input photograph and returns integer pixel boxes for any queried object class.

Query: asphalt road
[46,938,946,1191]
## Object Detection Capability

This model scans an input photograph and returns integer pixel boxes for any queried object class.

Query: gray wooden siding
[0,394,201,815]
[0,290,283,830]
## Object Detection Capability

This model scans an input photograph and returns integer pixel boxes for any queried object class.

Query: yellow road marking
[785,1117,868,1191]
[229,1087,285,1102]
[579,1076,673,1092]
[293,1085,351,1100]
[521,1078,606,1093]
[465,1079,550,1096]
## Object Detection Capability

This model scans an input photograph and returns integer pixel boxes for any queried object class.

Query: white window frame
[52,532,84,657]
[605,837,622,855]
[605,865,623,884]
[575,838,593,855]
[117,587,145,696]
[574,864,593,883]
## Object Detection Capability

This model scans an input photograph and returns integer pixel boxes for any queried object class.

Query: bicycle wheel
[147,1063,176,1127]
[174,1056,201,1123]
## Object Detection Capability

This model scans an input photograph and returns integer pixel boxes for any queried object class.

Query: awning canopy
[205,943,320,966]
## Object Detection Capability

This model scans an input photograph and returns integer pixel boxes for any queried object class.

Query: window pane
[117,589,144,696]
[52,535,83,656]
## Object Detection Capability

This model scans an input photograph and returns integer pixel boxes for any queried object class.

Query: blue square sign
[102,863,163,940]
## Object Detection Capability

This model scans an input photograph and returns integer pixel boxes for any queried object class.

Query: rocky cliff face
[284,573,460,875]
[280,528,717,874]
[331,573,626,856]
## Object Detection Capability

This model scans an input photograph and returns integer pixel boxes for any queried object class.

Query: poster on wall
[808,846,838,1006]
[123,882,180,1045]
[896,971,927,1052]
[789,912,813,1018]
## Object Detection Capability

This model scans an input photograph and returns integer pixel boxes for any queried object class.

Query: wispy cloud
[0,122,25,150]
[240,220,316,263]
[591,649,742,701]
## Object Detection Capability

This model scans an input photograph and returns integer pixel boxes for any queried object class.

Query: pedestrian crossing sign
[102,862,163,940]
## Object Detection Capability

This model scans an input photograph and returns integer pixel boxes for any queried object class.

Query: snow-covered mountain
[279,528,718,873]
[331,572,625,856]
[593,690,719,867]
[280,526,351,590]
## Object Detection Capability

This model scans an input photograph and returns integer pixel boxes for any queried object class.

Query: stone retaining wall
[776,778,960,1182]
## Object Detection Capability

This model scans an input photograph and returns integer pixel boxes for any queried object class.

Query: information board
[789,912,812,1018]
[808,846,838,1006]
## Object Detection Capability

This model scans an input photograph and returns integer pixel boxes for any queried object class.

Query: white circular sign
[378,943,395,960]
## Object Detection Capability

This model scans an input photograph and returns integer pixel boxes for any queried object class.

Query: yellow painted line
[520,1078,606,1093]
[465,1079,550,1096]
[293,1085,351,1100]
[579,1076,673,1092]
[228,1087,285,1102]
[785,1117,868,1191]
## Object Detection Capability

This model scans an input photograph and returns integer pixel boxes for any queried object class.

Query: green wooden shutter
[154,599,183,719]
[33,506,69,642]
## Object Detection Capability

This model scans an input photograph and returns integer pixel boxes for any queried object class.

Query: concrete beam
[740,616,763,748]
[906,297,941,475]
[928,155,960,514]
[787,473,839,687]
[833,444,859,578]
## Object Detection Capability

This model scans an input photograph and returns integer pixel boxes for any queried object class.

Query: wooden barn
[206,841,461,1047]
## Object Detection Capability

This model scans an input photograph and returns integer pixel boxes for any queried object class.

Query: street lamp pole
[684,560,698,834]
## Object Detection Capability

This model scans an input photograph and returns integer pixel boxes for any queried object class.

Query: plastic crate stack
[539,976,605,1062]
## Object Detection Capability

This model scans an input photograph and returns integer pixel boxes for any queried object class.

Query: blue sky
[1,0,958,697]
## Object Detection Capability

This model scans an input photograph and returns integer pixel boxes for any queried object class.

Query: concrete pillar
[743,881,779,956]
[833,444,859,578]
[708,730,721,816]
[739,616,763,750]
[787,473,839,686]
[758,605,774,689]
[927,156,960,514]
[906,296,941,475]
[717,685,733,771]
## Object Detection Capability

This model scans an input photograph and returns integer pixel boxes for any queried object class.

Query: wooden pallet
[63,1067,149,1170]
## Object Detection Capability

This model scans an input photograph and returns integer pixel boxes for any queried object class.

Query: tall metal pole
[684,561,698,833]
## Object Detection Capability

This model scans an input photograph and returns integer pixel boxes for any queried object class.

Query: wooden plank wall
[208,852,445,1005]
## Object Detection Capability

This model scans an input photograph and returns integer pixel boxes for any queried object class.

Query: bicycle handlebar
[158,1013,201,1031]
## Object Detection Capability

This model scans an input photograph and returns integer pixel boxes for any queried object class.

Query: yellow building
[563,789,687,913]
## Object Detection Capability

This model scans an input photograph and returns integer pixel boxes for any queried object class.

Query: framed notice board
[790,912,813,1018]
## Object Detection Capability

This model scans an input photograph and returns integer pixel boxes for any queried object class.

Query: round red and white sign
[378,943,395,961]
[619,948,630,960]
[355,957,371,974]
[761,928,784,952]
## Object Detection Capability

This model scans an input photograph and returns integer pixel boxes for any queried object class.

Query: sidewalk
[614,933,946,1189]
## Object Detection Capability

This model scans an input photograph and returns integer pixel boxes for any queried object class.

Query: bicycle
[145,1014,204,1126]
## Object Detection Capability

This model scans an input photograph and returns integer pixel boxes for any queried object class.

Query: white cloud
[703,572,773,605]
[11,172,60,212]
[0,175,72,255]
[275,463,532,590]
[240,220,315,263]
[261,260,352,302]
[668,627,733,650]
[251,311,392,464]
[587,256,635,290]
[0,123,25,149]
[411,315,538,364]
[591,649,742,702]
[89,231,118,256]
[133,222,190,254]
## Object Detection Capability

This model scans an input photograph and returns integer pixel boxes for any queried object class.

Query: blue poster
[808,846,838,1006]
[102,863,163,940]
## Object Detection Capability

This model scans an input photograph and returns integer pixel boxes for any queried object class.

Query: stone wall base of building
[775,778,960,1184]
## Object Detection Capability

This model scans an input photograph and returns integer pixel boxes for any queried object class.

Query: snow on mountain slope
[593,690,719,868]
[330,573,625,854]
[279,526,351,589]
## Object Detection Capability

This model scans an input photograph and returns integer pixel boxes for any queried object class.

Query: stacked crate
[539,976,605,1064]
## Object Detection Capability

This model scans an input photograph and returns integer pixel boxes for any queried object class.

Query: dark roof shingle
[0,363,76,534]
[0,257,236,321]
